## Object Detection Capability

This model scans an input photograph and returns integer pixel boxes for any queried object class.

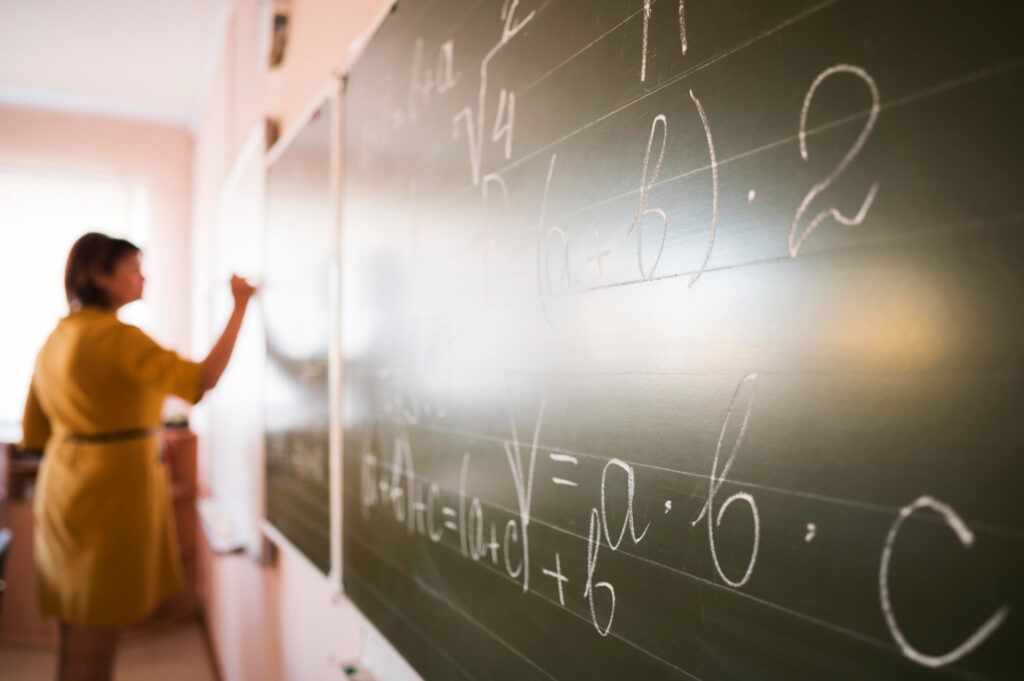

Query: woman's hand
[230,275,257,307]
[200,275,258,396]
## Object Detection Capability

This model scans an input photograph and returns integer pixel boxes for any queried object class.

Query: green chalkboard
[264,98,336,575]
[341,1,1024,679]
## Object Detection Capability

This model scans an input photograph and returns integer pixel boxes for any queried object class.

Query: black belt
[67,428,158,444]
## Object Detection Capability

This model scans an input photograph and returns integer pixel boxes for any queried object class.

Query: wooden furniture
[0,442,53,646]
[0,429,200,646]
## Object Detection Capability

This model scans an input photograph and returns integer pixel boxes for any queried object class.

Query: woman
[20,232,256,681]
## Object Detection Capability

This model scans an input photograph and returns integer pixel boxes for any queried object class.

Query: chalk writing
[535,154,559,321]
[492,88,516,160]
[352,375,1013,671]
[488,524,501,563]
[626,114,668,280]
[267,431,328,484]
[601,458,650,549]
[427,484,444,541]
[692,374,760,588]
[880,496,1009,668]
[504,398,545,592]
[345,4,1021,677]
[584,507,616,636]
[542,553,570,606]
[586,230,611,277]
[640,0,689,82]
[790,64,880,257]
[452,0,534,184]
[686,89,719,287]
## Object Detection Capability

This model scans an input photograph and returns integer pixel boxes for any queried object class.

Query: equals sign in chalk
[442,508,458,532]
[549,452,579,487]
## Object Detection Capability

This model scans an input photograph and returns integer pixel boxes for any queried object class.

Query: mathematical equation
[357,373,1009,670]
[344,0,1023,677]
[360,0,882,321]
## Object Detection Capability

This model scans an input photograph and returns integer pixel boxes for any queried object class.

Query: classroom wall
[0,106,193,354]
[191,1,396,680]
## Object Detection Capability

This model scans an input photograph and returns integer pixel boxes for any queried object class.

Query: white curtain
[0,166,148,437]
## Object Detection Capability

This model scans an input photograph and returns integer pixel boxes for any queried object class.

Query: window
[0,166,148,438]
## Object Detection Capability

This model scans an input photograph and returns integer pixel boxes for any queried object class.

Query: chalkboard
[205,126,267,556]
[264,96,337,574]
[341,2,1024,679]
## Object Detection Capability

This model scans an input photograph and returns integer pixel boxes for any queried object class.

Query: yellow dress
[20,306,202,628]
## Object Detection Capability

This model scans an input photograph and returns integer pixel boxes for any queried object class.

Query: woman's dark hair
[64,232,141,309]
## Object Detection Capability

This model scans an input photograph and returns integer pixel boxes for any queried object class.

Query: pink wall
[0,1,406,676]
[192,2,395,680]
[0,106,193,354]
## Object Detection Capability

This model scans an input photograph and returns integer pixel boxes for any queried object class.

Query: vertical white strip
[327,80,346,595]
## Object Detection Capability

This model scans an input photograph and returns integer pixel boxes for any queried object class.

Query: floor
[0,620,218,681]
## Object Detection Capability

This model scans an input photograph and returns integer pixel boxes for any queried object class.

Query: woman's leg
[56,621,119,681]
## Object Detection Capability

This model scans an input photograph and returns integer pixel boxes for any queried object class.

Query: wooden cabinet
[0,443,54,646]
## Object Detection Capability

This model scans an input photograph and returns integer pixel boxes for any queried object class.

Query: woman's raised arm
[198,275,257,396]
